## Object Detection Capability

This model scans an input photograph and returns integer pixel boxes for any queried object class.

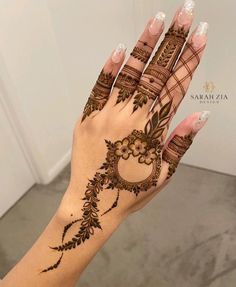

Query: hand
[43,1,209,272]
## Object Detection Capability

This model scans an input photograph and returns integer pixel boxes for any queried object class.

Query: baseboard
[43,148,71,184]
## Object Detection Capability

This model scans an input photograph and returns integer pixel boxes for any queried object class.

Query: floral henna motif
[42,101,172,273]
[133,25,189,111]
[162,133,193,178]
[82,70,115,121]
[114,65,142,104]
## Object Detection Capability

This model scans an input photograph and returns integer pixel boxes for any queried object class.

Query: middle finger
[127,0,195,115]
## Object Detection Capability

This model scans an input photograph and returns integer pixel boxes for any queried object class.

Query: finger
[130,0,195,114]
[81,43,126,122]
[153,22,209,121]
[109,12,165,107]
[162,111,210,180]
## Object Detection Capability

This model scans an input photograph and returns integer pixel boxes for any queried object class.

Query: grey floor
[0,165,236,287]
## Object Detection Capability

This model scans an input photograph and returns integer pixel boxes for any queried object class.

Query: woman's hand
[51,0,209,267]
[66,1,209,220]
[1,2,210,285]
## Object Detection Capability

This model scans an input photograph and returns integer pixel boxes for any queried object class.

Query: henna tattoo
[114,40,153,105]
[101,190,120,216]
[114,65,142,104]
[158,42,204,114]
[132,24,189,111]
[162,134,193,178]
[133,79,160,112]
[130,40,153,64]
[42,100,172,273]
[82,70,115,121]
[131,46,151,64]
[61,218,82,242]
[41,253,64,273]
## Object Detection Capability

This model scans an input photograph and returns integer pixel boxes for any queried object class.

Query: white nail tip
[183,0,195,13]
[112,43,126,63]
[196,22,209,36]
[155,11,166,22]
[199,110,211,122]
[193,111,210,132]
[115,43,126,53]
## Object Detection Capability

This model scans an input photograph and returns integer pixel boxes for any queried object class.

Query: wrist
[55,185,127,228]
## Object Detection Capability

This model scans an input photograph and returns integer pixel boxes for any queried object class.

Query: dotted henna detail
[132,24,189,111]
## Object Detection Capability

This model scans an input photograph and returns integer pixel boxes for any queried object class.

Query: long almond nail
[193,111,210,132]
[149,12,166,36]
[177,0,195,27]
[112,43,126,64]
[192,22,209,49]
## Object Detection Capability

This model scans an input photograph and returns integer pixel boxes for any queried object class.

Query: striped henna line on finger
[82,70,115,121]
[130,40,153,64]
[133,24,189,112]
[162,133,193,178]
[114,65,142,104]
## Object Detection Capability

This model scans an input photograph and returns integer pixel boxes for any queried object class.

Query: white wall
[0,0,73,184]
[0,94,34,216]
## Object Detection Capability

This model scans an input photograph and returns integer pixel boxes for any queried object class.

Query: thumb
[162,111,210,179]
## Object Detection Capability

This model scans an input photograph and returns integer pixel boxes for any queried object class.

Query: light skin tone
[1,1,210,286]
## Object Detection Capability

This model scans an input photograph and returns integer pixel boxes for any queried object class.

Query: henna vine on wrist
[41,100,173,273]
[82,70,115,121]
[133,25,189,111]
[162,134,193,178]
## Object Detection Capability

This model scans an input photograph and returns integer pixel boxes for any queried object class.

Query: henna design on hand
[130,40,153,64]
[42,100,173,273]
[114,65,142,104]
[82,70,115,121]
[162,134,193,178]
[133,25,189,111]
[101,190,120,216]
[159,42,203,114]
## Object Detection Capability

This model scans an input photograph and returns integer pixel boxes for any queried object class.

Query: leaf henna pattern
[132,24,189,111]
[130,40,153,64]
[41,100,173,273]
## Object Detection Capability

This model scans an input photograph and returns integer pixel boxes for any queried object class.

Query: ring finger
[106,12,166,109]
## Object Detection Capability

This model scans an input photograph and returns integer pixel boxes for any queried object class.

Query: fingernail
[193,110,211,132]
[192,22,209,49]
[177,0,195,27]
[149,12,166,36]
[112,43,126,63]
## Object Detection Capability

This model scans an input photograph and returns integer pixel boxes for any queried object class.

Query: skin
[1,3,208,287]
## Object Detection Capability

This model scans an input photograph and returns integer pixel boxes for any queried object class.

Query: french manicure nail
[193,110,211,132]
[177,0,195,27]
[112,43,126,63]
[149,12,166,36]
[192,22,209,49]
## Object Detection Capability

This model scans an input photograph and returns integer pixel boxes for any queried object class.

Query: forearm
[2,187,125,287]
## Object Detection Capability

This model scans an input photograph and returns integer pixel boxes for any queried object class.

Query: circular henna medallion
[103,130,162,195]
